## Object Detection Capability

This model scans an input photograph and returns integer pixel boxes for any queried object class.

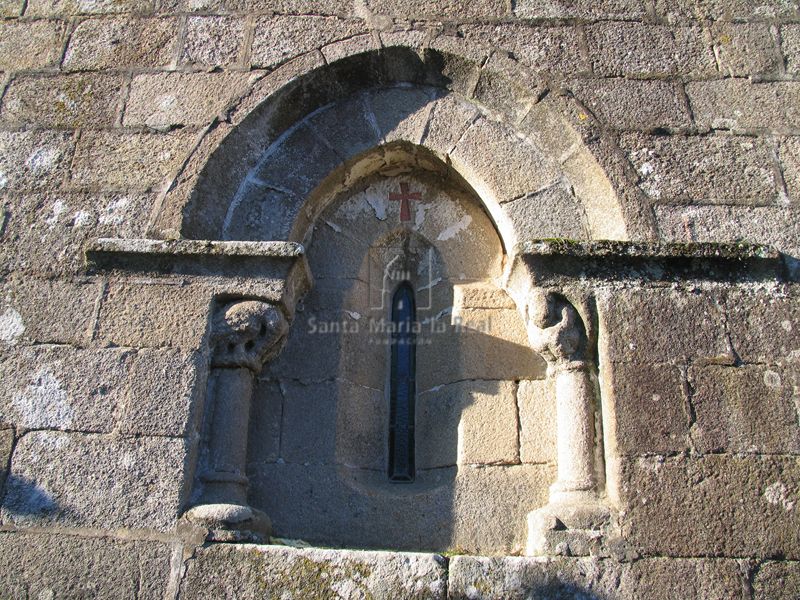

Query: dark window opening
[389,282,416,482]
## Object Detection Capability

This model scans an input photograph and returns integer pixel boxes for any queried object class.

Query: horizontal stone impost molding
[507,239,785,288]
[85,238,312,311]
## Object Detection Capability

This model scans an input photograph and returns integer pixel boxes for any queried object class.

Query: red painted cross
[389,182,421,222]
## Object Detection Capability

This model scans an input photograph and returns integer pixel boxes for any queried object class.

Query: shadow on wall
[0,473,76,522]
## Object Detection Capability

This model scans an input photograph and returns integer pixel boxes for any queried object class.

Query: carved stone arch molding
[89,43,650,553]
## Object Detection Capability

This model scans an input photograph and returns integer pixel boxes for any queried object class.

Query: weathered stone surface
[598,287,731,364]
[160,0,353,13]
[124,72,251,128]
[70,130,195,192]
[713,23,781,77]
[688,80,800,132]
[366,0,507,18]
[180,544,447,600]
[449,556,746,600]
[0,346,131,432]
[620,133,778,205]
[248,379,283,464]
[502,185,588,241]
[518,379,556,464]
[725,288,800,363]
[421,94,480,156]
[0,345,199,436]
[451,117,560,204]
[753,561,800,600]
[654,205,800,254]
[0,191,152,276]
[0,73,124,128]
[0,276,100,346]
[515,0,645,18]
[0,532,174,600]
[0,20,64,72]
[0,130,75,192]
[2,430,186,531]
[461,24,585,74]
[97,280,211,349]
[321,33,380,63]
[691,364,800,455]
[26,0,150,16]
[367,86,437,144]
[251,16,364,69]
[585,23,715,77]
[607,362,688,456]
[568,79,691,131]
[780,136,800,204]
[417,380,519,468]
[0,0,23,16]
[783,25,800,76]
[619,454,800,558]
[63,17,178,70]
[655,0,799,22]
[250,462,552,554]
[181,15,245,67]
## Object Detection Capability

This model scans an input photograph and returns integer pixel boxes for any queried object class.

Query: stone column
[184,300,288,541]
[525,289,610,556]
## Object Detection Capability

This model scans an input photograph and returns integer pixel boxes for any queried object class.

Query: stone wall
[1,0,799,598]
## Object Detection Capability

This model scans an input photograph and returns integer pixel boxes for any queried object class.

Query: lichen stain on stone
[10,367,74,430]
[763,481,796,512]
[0,307,25,344]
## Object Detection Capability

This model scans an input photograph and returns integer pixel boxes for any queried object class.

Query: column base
[526,499,612,557]
[183,503,272,543]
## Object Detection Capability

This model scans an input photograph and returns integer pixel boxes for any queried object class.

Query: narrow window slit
[389,282,416,483]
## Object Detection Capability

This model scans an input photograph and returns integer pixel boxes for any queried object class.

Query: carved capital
[526,289,584,369]
[211,300,288,371]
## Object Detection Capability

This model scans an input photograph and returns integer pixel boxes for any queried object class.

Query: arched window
[388,282,416,482]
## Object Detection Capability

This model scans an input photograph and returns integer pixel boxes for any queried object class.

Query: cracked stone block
[1,74,125,129]
[1,430,187,532]
[181,16,246,67]
[179,544,447,600]
[0,427,12,495]
[0,130,75,193]
[450,117,560,204]
[688,80,800,132]
[70,130,195,192]
[502,185,589,241]
[124,72,251,129]
[0,20,64,72]
[619,454,800,559]
[0,532,174,600]
[64,17,179,70]
[251,16,364,69]
[780,136,800,204]
[604,362,688,456]
[619,133,778,206]
[691,364,800,455]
